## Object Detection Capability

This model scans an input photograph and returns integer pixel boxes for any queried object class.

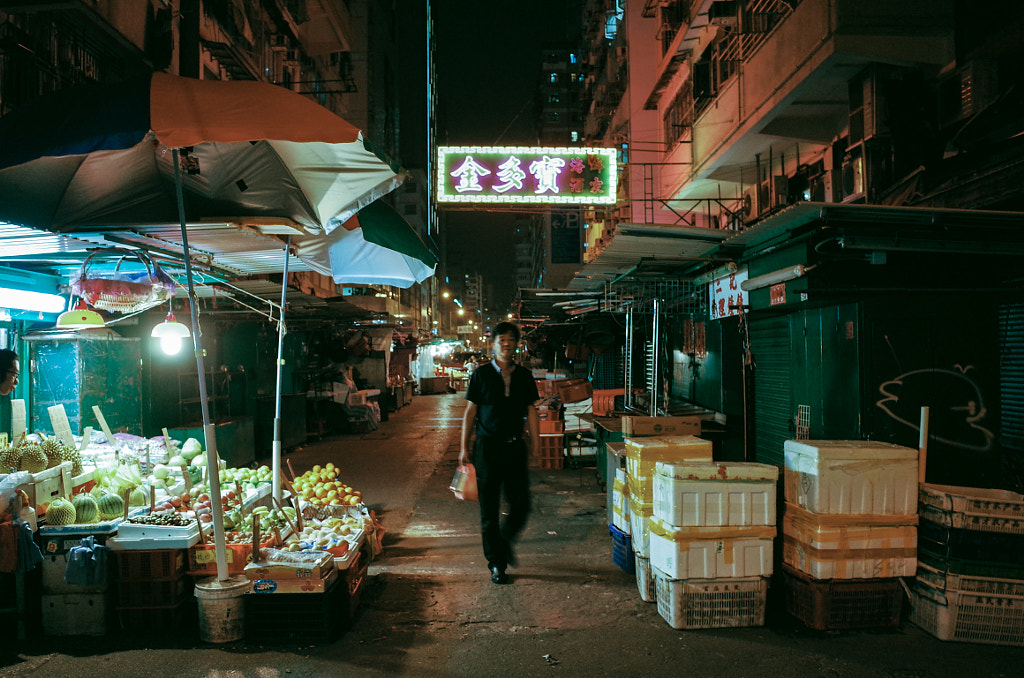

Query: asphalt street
[2,391,1023,677]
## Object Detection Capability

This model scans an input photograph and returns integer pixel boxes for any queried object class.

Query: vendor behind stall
[0,348,18,442]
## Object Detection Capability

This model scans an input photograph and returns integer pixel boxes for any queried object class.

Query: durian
[0,446,19,474]
[17,445,48,474]
[45,498,76,526]
[71,494,99,523]
[40,437,63,470]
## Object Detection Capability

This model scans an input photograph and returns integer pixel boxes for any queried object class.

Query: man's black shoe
[490,566,508,584]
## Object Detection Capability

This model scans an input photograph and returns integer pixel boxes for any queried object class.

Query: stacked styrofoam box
[649,460,779,629]
[623,436,712,608]
[782,439,918,630]
[563,398,592,433]
[910,483,1024,646]
[611,467,630,535]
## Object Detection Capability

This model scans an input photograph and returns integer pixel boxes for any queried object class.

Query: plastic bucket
[194,574,250,643]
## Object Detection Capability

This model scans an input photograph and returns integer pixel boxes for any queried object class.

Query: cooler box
[628,496,653,558]
[653,461,778,527]
[648,518,776,580]
[783,439,918,515]
[782,503,918,579]
[611,468,630,534]
[625,436,713,503]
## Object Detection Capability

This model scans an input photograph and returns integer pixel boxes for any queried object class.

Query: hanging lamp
[151,304,191,355]
[55,299,105,330]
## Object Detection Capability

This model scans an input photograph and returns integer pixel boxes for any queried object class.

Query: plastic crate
[635,553,656,603]
[532,433,565,470]
[187,536,277,576]
[919,503,1024,536]
[919,483,1024,520]
[609,524,635,574]
[654,573,767,630]
[781,562,904,631]
[538,418,565,434]
[117,576,192,608]
[916,560,1024,597]
[114,549,187,580]
[910,580,1024,646]
[117,599,195,635]
[919,516,1024,565]
[918,544,1024,581]
[245,574,346,642]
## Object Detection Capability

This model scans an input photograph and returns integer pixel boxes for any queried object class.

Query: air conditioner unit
[708,1,738,27]
[742,185,759,218]
[771,175,788,207]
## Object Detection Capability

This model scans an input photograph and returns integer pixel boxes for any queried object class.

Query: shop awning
[567,222,730,290]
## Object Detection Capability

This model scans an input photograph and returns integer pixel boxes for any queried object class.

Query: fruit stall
[0,428,381,644]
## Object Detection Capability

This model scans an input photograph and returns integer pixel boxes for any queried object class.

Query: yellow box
[625,436,713,490]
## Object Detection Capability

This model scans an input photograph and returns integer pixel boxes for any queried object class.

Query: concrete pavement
[3,391,1024,677]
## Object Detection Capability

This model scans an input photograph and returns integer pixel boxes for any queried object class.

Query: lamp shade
[56,300,105,329]
[152,310,191,355]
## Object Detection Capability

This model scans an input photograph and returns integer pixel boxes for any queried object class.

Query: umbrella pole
[273,236,291,505]
[173,148,229,582]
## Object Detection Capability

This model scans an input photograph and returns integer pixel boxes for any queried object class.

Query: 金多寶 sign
[437,146,617,205]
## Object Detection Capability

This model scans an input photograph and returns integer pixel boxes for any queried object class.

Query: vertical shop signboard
[550,211,582,264]
[709,269,749,320]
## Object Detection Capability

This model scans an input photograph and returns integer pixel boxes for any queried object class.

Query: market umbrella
[297,199,437,288]
[0,72,423,580]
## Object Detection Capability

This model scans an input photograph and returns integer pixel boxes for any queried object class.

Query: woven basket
[71,248,176,314]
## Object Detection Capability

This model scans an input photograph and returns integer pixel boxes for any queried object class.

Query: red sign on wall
[769,282,787,306]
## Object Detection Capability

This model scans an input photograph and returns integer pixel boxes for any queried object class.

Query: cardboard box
[245,550,335,580]
[622,416,702,437]
[559,380,593,403]
[249,566,339,594]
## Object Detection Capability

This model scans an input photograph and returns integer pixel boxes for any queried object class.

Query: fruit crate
[116,575,192,608]
[910,580,1024,646]
[531,433,564,470]
[114,549,187,580]
[654,573,768,630]
[781,562,904,631]
[919,516,1024,564]
[117,598,196,635]
[245,574,346,642]
[916,560,1024,597]
[187,535,278,576]
[538,418,565,434]
[918,542,1024,581]
[609,524,635,575]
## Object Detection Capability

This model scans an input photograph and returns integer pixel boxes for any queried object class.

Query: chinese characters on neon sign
[709,269,749,320]
[437,146,617,205]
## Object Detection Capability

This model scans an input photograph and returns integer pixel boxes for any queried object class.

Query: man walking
[460,322,540,584]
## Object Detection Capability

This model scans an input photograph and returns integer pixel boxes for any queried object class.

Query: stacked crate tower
[619,436,716,594]
[781,440,919,631]
[910,483,1024,646]
[637,436,779,630]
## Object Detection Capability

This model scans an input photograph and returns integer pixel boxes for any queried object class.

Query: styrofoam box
[611,470,630,534]
[41,592,110,636]
[625,436,713,483]
[653,461,778,527]
[782,504,917,579]
[628,496,653,557]
[783,439,918,515]
[627,471,653,504]
[635,553,656,603]
[648,518,775,580]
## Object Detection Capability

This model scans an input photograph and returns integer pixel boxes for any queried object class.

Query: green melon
[129,487,147,507]
[71,494,99,523]
[96,493,125,521]
[45,498,76,526]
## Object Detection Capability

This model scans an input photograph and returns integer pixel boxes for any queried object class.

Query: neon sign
[437,146,617,205]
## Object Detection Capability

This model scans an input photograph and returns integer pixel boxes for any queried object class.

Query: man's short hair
[0,349,16,376]
[492,322,520,343]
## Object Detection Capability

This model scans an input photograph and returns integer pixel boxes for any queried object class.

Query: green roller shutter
[750,316,792,467]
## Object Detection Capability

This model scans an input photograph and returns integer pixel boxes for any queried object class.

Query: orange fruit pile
[292,463,363,507]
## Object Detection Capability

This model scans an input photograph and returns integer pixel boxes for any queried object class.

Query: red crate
[117,576,192,607]
[782,562,904,631]
[114,549,187,581]
[117,599,195,634]
[531,434,565,469]
[538,419,565,434]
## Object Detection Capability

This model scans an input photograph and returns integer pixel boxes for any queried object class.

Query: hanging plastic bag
[64,535,108,586]
[449,463,478,501]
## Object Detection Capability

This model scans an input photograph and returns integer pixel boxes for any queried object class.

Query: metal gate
[999,302,1024,491]
[749,316,792,467]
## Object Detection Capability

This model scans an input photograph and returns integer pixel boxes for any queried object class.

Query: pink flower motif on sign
[587,155,604,171]
[569,157,585,174]
[589,176,604,193]
[569,177,584,193]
